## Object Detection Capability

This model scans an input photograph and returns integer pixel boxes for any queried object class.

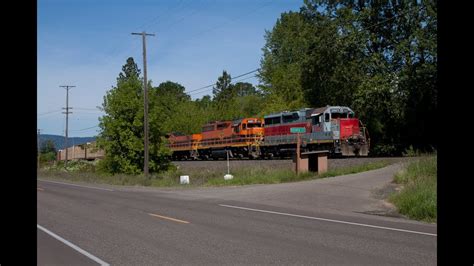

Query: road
[37,162,436,265]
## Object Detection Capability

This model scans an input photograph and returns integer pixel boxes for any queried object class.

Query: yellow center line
[37,187,44,191]
[148,213,190,224]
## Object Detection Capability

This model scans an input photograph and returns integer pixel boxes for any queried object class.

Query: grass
[389,155,437,223]
[38,159,392,188]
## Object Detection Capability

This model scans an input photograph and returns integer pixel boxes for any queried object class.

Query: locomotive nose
[252,128,264,136]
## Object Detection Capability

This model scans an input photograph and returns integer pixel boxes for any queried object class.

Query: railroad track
[172,157,409,172]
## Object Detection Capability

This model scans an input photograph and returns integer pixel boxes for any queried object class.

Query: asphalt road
[37,228,99,266]
[37,163,436,265]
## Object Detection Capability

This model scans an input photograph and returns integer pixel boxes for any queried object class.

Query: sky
[38,0,302,137]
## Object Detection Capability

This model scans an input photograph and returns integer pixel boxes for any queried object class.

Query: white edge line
[38,180,114,191]
[219,204,437,237]
[37,224,110,266]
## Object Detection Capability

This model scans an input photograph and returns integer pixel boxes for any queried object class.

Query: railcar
[260,106,369,158]
[166,106,369,160]
[167,117,264,160]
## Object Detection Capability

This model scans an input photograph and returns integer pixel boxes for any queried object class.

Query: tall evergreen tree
[212,70,233,102]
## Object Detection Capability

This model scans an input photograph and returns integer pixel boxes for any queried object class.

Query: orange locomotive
[167,117,264,160]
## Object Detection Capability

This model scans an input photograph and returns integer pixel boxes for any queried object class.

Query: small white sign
[224,174,234,180]
[180,175,189,184]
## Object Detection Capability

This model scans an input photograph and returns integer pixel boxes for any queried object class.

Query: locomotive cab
[235,118,264,137]
[309,106,369,156]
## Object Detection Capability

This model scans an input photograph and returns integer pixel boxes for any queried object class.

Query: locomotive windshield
[247,122,262,128]
[331,113,348,119]
[329,110,355,119]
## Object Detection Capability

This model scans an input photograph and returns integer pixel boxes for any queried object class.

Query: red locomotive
[261,106,369,158]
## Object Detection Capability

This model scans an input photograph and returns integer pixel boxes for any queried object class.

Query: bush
[402,145,421,157]
[370,144,400,156]
[389,156,437,222]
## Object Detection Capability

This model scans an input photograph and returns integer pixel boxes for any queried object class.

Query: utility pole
[37,129,41,170]
[132,31,155,177]
[60,85,75,168]
[296,133,301,175]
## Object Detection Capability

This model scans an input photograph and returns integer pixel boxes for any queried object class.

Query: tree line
[96,0,437,175]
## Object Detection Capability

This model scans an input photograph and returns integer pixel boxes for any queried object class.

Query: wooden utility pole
[132,31,155,177]
[60,85,75,168]
[296,133,301,175]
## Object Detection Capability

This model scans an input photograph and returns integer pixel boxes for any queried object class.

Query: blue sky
[38,0,302,137]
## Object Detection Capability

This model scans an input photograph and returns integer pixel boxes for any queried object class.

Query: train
[166,105,370,160]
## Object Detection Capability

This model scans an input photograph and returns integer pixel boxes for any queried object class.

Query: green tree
[232,82,260,97]
[259,0,437,155]
[195,95,212,108]
[151,81,207,135]
[156,81,190,101]
[40,140,56,154]
[258,11,312,110]
[118,57,141,82]
[39,140,57,164]
[97,58,170,175]
[212,70,233,102]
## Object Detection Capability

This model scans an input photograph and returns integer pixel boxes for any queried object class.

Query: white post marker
[180,175,189,184]
[224,150,233,180]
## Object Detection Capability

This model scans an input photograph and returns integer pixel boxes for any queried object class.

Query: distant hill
[39,134,96,150]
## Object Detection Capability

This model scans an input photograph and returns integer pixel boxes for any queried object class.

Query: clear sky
[38,0,302,137]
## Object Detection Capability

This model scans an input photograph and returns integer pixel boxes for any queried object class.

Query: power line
[71,125,99,132]
[99,0,191,67]
[102,1,273,69]
[74,107,102,111]
[38,109,63,116]
[190,75,259,98]
[134,0,188,32]
[72,110,104,114]
[146,0,203,33]
[192,4,425,101]
[178,1,274,45]
[185,68,259,95]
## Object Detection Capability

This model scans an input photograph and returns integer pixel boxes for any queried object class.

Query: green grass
[389,156,437,223]
[38,159,392,188]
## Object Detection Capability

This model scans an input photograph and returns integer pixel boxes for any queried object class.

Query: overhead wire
[38,109,63,116]
[190,74,259,98]
[185,68,259,96]
[42,2,417,136]
[185,5,424,99]
[71,125,100,132]
[177,1,274,44]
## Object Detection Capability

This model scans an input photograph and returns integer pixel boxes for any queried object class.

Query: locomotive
[166,105,369,160]
[167,117,264,160]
